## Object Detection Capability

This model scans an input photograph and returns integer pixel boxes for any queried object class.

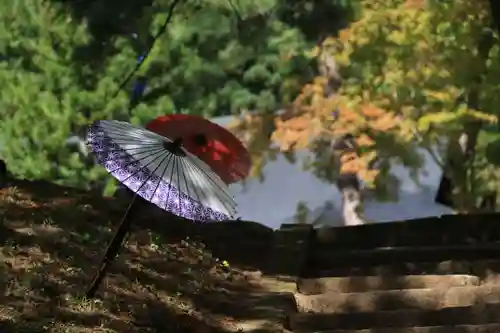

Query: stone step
[312,215,500,251]
[303,259,500,278]
[297,275,480,294]
[315,323,500,333]
[295,285,500,313]
[308,245,500,273]
[288,303,500,332]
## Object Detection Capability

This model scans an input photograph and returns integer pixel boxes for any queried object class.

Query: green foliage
[0,0,318,191]
[484,134,500,167]
[327,0,500,208]
[0,0,104,187]
[472,131,500,208]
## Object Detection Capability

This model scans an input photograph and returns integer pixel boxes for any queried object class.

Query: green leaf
[486,139,500,166]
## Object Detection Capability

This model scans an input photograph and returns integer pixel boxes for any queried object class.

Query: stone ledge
[297,274,480,294]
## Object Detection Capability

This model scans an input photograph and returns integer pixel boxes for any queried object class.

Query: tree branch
[109,0,182,112]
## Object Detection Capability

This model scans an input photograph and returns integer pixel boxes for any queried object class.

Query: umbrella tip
[163,138,186,157]
[193,134,208,147]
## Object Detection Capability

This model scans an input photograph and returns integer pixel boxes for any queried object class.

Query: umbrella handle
[86,196,142,298]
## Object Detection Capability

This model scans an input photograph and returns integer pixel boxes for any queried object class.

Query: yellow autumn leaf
[305,46,320,59]
[387,30,407,45]
[467,110,497,124]
[371,113,399,131]
[423,90,454,103]
[334,51,351,67]
[338,29,351,42]
[360,105,386,118]
[359,169,380,185]
[356,134,376,147]
[340,152,358,164]
[340,159,363,174]
[406,69,419,80]
[323,36,338,46]
[421,66,434,79]
[417,111,459,132]
[456,106,498,124]
[249,161,263,180]
[363,150,378,164]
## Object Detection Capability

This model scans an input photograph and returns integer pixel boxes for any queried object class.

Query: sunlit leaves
[417,111,459,132]
[251,0,500,198]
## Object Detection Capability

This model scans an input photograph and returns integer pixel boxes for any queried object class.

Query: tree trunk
[436,5,498,212]
[318,42,367,225]
[336,172,365,226]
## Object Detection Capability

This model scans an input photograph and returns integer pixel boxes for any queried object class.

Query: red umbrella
[146,114,251,184]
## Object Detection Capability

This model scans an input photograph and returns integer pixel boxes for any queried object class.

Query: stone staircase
[291,271,500,332]
[277,215,500,333]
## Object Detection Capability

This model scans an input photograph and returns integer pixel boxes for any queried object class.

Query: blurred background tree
[5,0,500,219]
[0,0,353,194]
[231,0,500,214]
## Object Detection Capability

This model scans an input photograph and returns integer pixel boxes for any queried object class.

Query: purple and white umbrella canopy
[87,120,237,221]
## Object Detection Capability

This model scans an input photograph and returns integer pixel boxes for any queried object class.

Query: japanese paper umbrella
[146,114,251,184]
[85,120,237,298]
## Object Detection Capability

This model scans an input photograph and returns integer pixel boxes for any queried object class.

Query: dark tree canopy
[0,0,349,192]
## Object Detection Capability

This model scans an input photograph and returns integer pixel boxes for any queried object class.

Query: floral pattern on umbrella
[87,121,235,221]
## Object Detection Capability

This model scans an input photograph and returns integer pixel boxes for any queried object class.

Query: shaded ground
[0,179,295,333]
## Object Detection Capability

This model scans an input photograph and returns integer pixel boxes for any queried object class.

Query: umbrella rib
[97,120,151,135]
[104,132,166,144]
[185,156,234,203]
[134,151,171,202]
[97,123,154,141]
[149,150,176,207]
[186,155,233,200]
[186,162,228,215]
[90,120,238,222]
[182,160,236,217]
[129,146,175,200]
[147,152,174,202]
[97,120,173,143]
[117,142,195,216]
[108,144,165,156]
[172,155,224,219]
[109,143,235,217]
[112,147,170,187]
[164,153,178,211]
[107,145,166,174]
[99,121,233,203]
[108,141,165,148]
[183,162,217,203]
[178,156,211,216]
[174,155,182,216]
[179,158,207,209]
